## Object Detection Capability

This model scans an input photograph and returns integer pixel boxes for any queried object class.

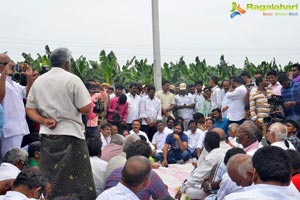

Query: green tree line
[19,45,294,88]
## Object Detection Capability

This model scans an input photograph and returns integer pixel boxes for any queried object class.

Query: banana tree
[96,50,121,84]
[71,56,90,81]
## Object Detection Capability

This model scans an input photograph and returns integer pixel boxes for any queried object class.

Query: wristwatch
[208,182,212,191]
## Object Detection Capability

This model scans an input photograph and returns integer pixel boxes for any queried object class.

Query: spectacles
[291,69,298,72]
[0,62,9,66]
[20,160,28,167]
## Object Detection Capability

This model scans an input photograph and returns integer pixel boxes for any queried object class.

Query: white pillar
[152,0,162,91]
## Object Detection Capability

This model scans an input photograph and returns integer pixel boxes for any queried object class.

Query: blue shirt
[281,81,300,117]
[214,117,229,136]
[165,133,188,151]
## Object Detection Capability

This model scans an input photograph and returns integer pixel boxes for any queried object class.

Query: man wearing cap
[155,80,176,121]
[101,83,111,91]
[169,84,176,94]
[175,83,195,131]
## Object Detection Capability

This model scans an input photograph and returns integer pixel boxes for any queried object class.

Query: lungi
[41,135,96,200]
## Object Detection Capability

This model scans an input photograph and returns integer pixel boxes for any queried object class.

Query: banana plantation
[20,45,293,88]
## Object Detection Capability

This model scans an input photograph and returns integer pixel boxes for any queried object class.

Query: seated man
[100,123,112,149]
[285,120,300,151]
[236,120,262,155]
[176,131,226,199]
[105,140,169,199]
[216,148,246,200]
[224,146,299,200]
[0,148,28,181]
[97,156,151,200]
[130,119,155,152]
[111,125,119,136]
[0,168,47,199]
[86,134,107,195]
[212,108,229,136]
[161,123,189,166]
[101,134,124,162]
[185,120,205,159]
[152,120,173,162]
[105,134,140,180]
[266,122,295,150]
[226,154,254,188]
[0,148,28,195]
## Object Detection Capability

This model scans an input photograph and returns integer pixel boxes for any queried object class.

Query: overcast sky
[1,0,300,68]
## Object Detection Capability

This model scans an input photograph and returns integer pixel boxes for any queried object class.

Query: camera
[263,112,284,124]
[268,95,283,106]
[13,63,28,73]
[247,83,255,87]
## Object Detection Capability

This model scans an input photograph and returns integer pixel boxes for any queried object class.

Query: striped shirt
[249,89,272,122]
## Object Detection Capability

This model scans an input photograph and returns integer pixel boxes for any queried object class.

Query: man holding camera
[0,54,33,159]
[278,72,300,124]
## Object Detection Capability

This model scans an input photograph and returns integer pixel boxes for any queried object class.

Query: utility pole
[152,0,162,91]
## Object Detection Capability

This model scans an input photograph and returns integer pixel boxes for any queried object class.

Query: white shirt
[185,128,205,151]
[0,191,32,200]
[90,156,107,195]
[221,91,230,118]
[226,85,247,121]
[227,137,243,148]
[96,182,139,200]
[105,152,127,180]
[139,96,162,125]
[224,184,298,200]
[1,76,29,138]
[175,94,194,119]
[182,147,227,192]
[217,172,243,200]
[268,82,282,96]
[129,130,155,150]
[196,141,231,169]
[152,127,172,152]
[126,93,140,124]
[211,85,223,110]
[26,67,91,139]
[197,130,207,151]
[0,162,20,181]
[100,133,111,149]
[271,141,295,150]
[109,93,116,99]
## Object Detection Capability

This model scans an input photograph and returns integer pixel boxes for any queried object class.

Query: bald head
[0,53,9,59]
[269,122,287,141]
[121,156,151,188]
[227,154,253,187]
[0,54,12,73]
[110,134,124,146]
[212,128,226,141]
[123,134,140,152]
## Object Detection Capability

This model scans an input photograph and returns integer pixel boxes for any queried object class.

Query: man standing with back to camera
[26,48,96,199]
